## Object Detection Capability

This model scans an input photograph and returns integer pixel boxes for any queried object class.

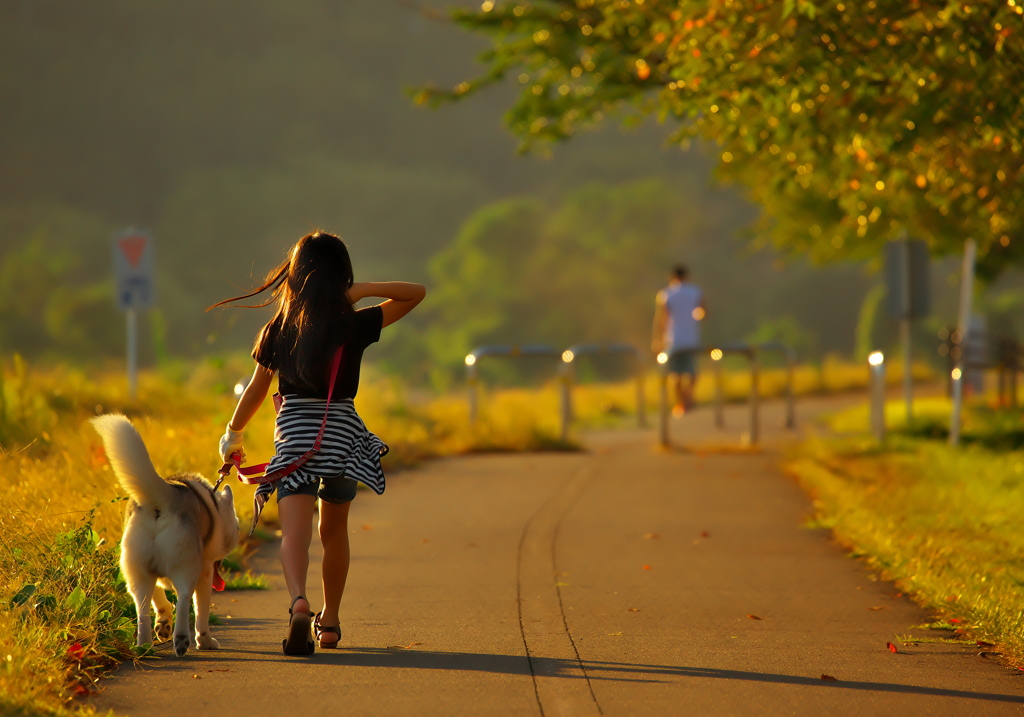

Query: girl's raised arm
[348,282,426,327]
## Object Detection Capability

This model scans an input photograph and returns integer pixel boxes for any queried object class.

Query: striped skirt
[250,396,388,531]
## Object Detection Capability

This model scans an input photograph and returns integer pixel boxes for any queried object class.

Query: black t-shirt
[253,305,384,400]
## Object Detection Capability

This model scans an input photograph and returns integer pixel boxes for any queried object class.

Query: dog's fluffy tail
[91,414,175,508]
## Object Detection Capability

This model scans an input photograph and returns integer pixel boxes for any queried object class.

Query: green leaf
[9,583,36,608]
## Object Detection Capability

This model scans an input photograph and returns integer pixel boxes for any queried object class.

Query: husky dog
[92,414,239,656]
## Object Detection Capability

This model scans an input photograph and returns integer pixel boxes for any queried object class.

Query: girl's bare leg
[317,499,351,639]
[278,493,317,616]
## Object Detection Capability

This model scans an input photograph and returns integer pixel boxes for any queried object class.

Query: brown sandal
[313,611,341,649]
[283,596,315,655]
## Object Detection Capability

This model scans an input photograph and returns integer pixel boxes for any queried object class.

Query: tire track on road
[517,465,602,717]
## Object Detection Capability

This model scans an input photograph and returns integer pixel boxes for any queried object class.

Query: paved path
[93,396,1024,716]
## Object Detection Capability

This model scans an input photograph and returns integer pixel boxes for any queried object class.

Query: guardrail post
[658,358,670,448]
[560,365,572,441]
[749,349,760,445]
[635,350,647,429]
[784,349,796,429]
[712,349,724,429]
[467,363,479,424]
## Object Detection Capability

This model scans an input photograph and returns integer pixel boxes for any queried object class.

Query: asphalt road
[92,396,1024,716]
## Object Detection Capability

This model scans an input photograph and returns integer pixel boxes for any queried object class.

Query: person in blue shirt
[652,265,707,417]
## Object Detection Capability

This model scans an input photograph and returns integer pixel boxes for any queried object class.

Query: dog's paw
[173,632,190,657]
[196,631,220,650]
[155,619,173,643]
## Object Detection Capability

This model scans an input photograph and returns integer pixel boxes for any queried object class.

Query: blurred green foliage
[428,1,1024,274]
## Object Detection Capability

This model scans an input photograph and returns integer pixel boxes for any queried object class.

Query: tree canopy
[421,0,1024,278]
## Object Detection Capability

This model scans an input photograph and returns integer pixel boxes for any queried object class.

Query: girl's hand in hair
[348,282,426,327]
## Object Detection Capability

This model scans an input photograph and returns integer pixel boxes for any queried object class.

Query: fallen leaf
[192,675,202,680]
[977,640,995,647]
[207,669,231,673]
[642,565,652,570]
[746,615,762,620]
[627,608,640,612]
[886,642,898,653]
[867,606,886,611]
[607,632,623,636]
[386,642,422,650]
[950,618,963,624]
[820,674,838,682]
[643,533,661,540]
[67,642,85,661]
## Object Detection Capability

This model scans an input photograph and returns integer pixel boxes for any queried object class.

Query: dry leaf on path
[207,669,231,673]
[746,615,762,620]
[820,674,838,682]
[642,565,652,570]
[886,642,898,653]
[867,606,886,611]
[387,642,422,650]
[627,608,640,612]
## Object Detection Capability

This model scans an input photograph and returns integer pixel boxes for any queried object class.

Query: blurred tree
[0,226,122,359]
[424,181,690,382]
[420,0,1024,276]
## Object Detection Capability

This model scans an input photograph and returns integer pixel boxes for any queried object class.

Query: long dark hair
[210,232,356,393]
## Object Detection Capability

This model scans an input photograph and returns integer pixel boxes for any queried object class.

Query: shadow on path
[133,645,1024,704]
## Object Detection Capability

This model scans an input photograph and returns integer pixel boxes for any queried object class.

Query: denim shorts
[667,350,698,377]
[276,475,359,504]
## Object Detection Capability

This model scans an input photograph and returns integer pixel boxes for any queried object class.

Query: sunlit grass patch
[222,571,268,591]
[0,513,136,714]
[789,399,1024,662]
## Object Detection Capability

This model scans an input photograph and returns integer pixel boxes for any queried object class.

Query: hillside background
[2,0,991,385]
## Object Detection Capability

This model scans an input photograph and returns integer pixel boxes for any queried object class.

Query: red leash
[218,347,343,485]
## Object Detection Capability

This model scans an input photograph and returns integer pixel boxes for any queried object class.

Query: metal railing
[560,343,647,439]
[465,344,562,424]
[465,340,796,448]
[658,343,796,448]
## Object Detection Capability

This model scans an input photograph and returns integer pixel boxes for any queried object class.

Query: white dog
[92,414,239,656]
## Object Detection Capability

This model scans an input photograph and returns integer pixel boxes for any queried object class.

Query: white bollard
[869,351,886,442]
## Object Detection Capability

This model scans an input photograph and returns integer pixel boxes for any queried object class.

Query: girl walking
[212,231,425,654]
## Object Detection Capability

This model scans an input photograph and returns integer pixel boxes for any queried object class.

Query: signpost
[113,228,154,398]
[884,237,930,424]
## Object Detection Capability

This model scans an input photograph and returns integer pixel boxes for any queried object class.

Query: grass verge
[789,395,1024,663]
